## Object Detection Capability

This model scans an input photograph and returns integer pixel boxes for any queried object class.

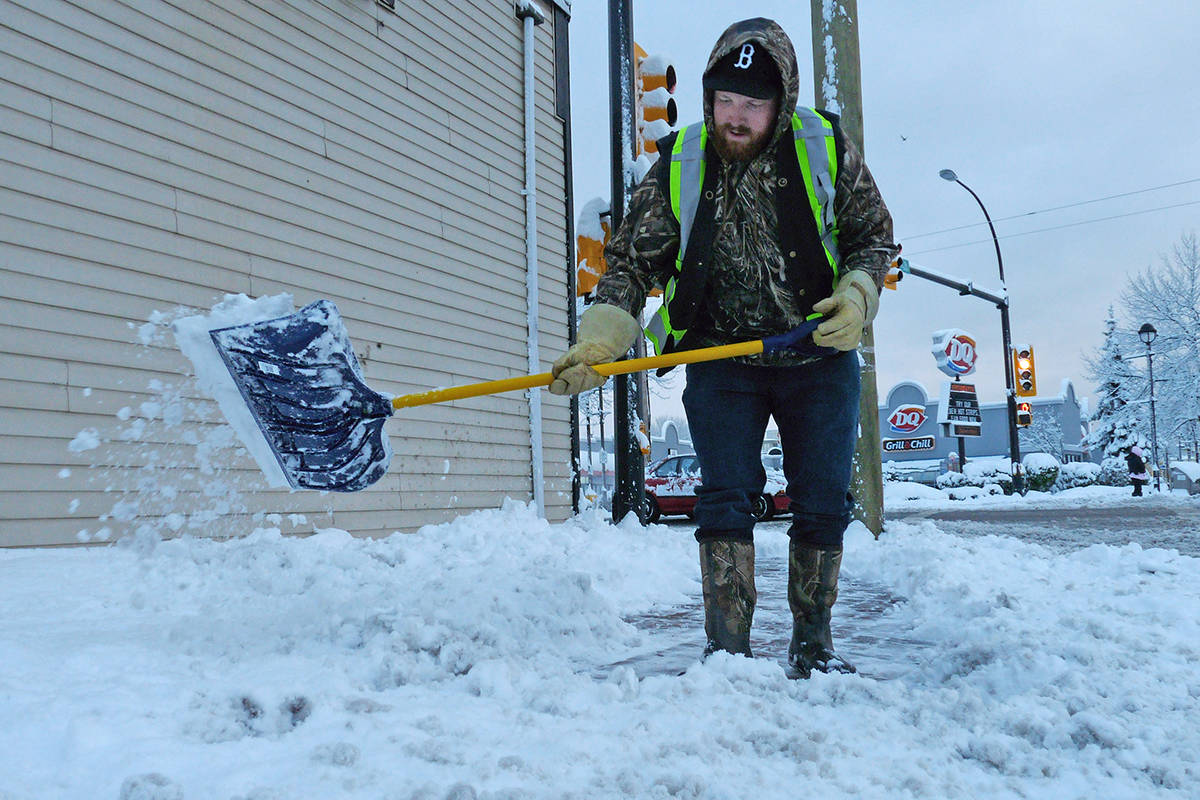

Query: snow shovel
[209,300,832,493]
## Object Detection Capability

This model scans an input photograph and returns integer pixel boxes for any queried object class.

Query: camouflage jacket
[593,17,898,366]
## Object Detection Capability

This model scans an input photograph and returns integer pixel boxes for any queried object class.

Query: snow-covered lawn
[2,497,1198,799]
[885,479,1192,511]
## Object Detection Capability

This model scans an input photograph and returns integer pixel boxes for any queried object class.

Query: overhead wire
[904,198,1200,257]
[900,177,1200,244]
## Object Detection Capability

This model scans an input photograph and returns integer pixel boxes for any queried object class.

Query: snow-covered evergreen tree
[1085,305,1142,458]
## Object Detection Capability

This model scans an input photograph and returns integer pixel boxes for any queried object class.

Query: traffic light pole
[607,0,645,523]
[998,301,1025,493]
[896,258,1025,492]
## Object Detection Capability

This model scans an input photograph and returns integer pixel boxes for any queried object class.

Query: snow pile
[2,503,1198,798]
[850,522,1200,789]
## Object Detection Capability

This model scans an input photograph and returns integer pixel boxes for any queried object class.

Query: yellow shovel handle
[390,339,765,411]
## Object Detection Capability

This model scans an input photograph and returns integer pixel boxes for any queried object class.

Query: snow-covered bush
[1098,456,1131,486]
[1055,461,1101,491]
[1023,452,1061,492]
[936,470,971,490]
[936,461,1013,496]
[963,459,1015,495]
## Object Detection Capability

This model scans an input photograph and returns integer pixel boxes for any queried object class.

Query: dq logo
[942,334,978,374]
[888,404,927,433]
[932,328,979,378]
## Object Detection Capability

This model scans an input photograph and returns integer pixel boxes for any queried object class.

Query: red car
[643,454,790,523]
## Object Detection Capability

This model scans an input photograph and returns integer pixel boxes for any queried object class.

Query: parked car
[643,454,790,523]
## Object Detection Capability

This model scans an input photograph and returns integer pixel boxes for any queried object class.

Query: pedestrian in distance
[1126,446,1150,497]
[549,18,897,678]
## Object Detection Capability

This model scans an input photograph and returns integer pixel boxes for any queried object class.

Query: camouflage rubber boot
[699,539,756,658]
[786,542,856,679]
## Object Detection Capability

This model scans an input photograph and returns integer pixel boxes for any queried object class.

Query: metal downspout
[517,1,546,515]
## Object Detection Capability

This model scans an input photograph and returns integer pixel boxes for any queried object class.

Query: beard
[713,122,774,162]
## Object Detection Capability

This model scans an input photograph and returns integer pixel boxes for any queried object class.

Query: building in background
[1,0,574,546]
[878,380,1090,470]
[605,379,1091,493]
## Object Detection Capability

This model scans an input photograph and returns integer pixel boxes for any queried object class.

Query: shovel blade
[209,300,394,492]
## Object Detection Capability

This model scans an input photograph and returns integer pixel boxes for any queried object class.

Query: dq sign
[888,404,927,433]
[932,329,978,377]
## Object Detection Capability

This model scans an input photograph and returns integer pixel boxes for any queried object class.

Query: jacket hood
[702,18,801,150]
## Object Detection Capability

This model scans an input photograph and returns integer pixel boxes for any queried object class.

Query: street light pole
[1138,323,1161,492]
[939,169,1024,493]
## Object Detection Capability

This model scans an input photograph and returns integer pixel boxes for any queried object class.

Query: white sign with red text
[887,404,928,434]
[931,329,979,377]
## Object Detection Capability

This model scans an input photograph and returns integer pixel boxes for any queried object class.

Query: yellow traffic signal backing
[634,44,677,156]
[1011,344,1037,397]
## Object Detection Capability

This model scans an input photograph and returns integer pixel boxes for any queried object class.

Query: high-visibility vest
[645,107,842,356]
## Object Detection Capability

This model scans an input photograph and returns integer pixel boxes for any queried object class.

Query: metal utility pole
[810,0,883,536]
[938,170,1025,494]
[607,0,645,523]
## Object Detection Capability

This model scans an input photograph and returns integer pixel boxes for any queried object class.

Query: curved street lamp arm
[952,178,1006,285]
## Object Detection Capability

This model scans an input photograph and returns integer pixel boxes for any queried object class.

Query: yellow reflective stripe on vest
[791,108,841,278]
[649,124,708,354]
[669,124,707,262]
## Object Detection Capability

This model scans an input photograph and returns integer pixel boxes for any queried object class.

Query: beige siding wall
[0,0,573,546]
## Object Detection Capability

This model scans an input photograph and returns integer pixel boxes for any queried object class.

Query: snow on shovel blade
[208,300,394,492]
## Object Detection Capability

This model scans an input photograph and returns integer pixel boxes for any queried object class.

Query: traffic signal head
[575,199,611,298]
[1011,344,1037,397]
[634,44,678,157]
[1016,401,1033,427]
[884,266,904,290]
[884,255,908,290]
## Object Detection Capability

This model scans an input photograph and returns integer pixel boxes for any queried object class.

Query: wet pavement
[597,519,935,680]
[888,501,1200,556]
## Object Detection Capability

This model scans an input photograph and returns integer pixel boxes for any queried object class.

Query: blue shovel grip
[761,316,839,358]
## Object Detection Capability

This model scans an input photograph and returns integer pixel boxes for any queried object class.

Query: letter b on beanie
[703,40,780,100]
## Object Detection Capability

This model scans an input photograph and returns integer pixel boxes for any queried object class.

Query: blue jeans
[682,352,860,547]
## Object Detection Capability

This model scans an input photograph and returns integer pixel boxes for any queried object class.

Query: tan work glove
[549,304,642,395]
[811,270,880,351]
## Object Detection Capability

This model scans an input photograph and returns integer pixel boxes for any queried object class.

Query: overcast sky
[566,1,1200,419]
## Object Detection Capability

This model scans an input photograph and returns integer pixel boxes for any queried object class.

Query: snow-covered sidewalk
[1,500,1198,799]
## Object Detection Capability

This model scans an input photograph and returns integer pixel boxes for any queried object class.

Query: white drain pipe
[517,0,546,516]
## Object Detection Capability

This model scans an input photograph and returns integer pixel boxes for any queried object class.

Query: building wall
[878,380,1090,466]
[0,0,572,546]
